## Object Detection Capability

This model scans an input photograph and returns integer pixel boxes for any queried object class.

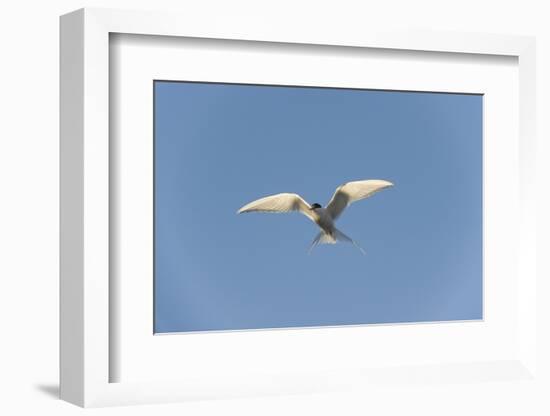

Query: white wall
[1,1,548,415]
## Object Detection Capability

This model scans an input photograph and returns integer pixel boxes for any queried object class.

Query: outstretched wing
[326,179,393,220]
[237,193,314,221]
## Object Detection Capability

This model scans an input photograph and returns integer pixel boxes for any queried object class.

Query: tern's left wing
[326,179,393,220]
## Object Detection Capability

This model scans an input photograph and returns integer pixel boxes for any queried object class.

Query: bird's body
[309,207,336,236]
[237,179,393,254]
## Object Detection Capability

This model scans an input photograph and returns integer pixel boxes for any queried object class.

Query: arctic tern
[237,179,393,254]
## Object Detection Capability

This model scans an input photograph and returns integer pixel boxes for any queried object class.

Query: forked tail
[308,228,366,255]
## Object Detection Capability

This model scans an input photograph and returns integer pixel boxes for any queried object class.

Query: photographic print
[154,81,482,333]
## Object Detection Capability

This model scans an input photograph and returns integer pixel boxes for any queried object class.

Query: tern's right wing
[237,193,315,221]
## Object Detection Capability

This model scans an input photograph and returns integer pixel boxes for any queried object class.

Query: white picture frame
[60,7,538,408]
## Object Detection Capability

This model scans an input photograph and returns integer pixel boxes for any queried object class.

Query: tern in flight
[237,179,393,254]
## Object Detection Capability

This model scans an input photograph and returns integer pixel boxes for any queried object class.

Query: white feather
[237,193,315,221]
[238,179,393,254]
[325,179,393,220]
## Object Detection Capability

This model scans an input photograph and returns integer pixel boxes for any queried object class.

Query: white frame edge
[60,7,537,407]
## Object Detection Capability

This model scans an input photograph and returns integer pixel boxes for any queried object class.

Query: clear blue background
[154,81,483,333]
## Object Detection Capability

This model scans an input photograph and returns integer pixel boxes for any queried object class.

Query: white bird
[237,179,393,254]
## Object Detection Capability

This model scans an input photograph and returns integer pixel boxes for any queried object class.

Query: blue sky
[154,81,483,333]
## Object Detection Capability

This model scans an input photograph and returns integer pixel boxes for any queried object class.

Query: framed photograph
[60,8,538,407]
